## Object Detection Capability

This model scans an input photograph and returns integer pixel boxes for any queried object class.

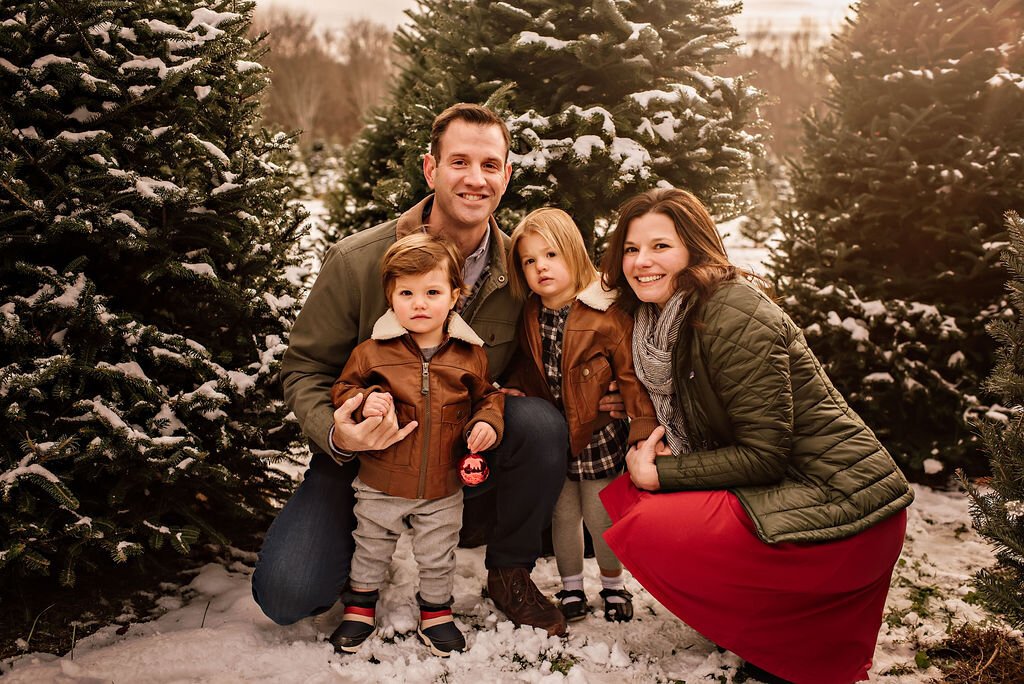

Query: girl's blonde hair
[508,208,598,301]
[381,232,466,301]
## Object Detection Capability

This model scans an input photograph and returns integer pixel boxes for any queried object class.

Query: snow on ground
[2,484,1009,683]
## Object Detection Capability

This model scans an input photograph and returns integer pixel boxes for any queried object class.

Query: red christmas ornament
[458,452,490,486]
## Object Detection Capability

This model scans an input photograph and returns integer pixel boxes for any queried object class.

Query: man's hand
[331,392,418,452]
[497,387,525,397]
[466,422,497,453]
[362,391,393,418]
[626,426,668,491]
[598,380,626,419]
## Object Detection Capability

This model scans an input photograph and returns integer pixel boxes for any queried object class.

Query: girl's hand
[598,380,626,419]
[498,387,525,397]
[362,391,393,417]
[466,422,497,452]
[626,426,665,491]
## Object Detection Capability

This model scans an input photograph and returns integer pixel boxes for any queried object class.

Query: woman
[599,188,913,684]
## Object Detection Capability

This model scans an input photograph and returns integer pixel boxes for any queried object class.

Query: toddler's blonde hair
[508,208,598,301]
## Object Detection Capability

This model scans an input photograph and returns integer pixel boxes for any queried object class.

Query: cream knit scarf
[632,289,694,456]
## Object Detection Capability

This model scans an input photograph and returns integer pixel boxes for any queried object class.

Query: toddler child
[328,232,504,656]
[505,208,658,623]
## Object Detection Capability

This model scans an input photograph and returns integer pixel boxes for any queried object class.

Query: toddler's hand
[362,391,393,418]
[466,422,497,453]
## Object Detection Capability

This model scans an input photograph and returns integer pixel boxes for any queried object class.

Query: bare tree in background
[720,18,831,241]
[338,19,395,129]
[722,18,830,161]
[252,9,395,150]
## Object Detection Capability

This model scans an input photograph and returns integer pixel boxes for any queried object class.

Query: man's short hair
[430,103,512,161]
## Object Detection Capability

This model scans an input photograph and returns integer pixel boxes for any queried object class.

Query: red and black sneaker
[416,594,466,656]
[329,589,378,653]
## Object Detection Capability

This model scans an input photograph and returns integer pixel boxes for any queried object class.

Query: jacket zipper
[418,358,430,499]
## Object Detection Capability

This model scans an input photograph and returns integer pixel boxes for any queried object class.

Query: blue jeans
[251,396,567,625]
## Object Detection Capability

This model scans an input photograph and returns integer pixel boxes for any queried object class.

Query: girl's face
[517,232,576,309]
[389,267,459,348]
[622,212,691,308]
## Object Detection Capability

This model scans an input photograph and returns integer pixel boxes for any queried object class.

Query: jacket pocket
[568,356,612,424]
[390,401,418,467]
[440,400,471,463]
[472,319,517,378]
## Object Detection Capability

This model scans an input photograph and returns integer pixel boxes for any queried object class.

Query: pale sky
[257,0,855,36]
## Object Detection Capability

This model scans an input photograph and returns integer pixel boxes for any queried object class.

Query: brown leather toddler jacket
[505,280,658,457]
[331,310,504,500]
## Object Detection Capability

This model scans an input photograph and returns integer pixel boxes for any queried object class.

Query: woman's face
[622,212,691,307]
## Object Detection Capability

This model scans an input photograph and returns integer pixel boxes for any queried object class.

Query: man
[252,103,574,639]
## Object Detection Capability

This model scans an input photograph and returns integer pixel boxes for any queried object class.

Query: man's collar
[395,195,497,246]
[395,196,434,240]
[465,224,490,262]
[394,194,509,286]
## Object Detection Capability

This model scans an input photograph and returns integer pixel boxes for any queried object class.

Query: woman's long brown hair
[601,187,768,318]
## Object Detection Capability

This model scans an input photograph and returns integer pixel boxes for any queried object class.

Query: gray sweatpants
[552,476,622,577]
[349,477,464,605]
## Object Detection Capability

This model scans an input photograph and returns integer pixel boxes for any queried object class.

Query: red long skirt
[601,475,908,684]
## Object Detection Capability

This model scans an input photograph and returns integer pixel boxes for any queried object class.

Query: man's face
[423,120,512,234]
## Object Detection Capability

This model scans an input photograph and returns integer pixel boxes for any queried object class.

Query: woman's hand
[626,426,667,491]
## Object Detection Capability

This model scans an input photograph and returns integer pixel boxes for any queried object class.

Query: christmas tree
[770,0,1024,475]
[0,0,305,589]
[330,0,764,251]
[960,211,1024,629]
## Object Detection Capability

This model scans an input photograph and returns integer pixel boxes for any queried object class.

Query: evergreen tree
[960,211,1024,629]
[330,0,764,251]
[0,0,305,589]
[770,0,1024,474]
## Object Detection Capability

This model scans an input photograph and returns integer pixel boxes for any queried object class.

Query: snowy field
[1,484,1010,683]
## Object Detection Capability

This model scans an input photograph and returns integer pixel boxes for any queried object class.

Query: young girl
[505,208,658,623]
[329,232,504,656]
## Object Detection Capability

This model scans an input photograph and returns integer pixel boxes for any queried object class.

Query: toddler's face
[389,267,459,345]
[518,232,575,309]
